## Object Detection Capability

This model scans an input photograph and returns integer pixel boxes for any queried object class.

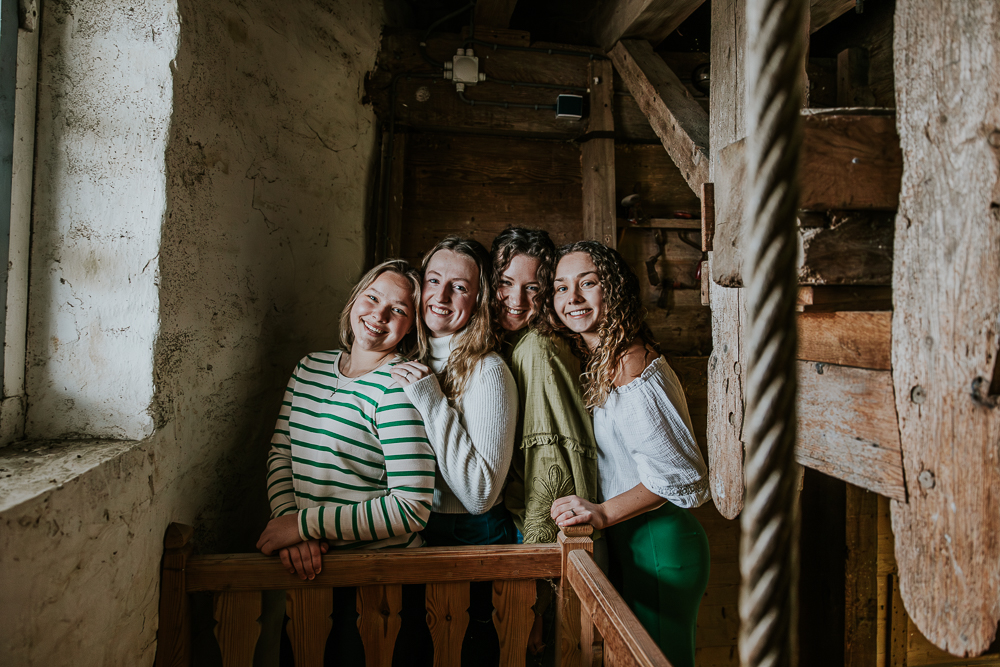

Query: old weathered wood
[797,211,894,285]
[713,111,901,286]
[357,584,402,667]
[891,0,1000,656]
[370,31,658,142]
[795,361,906,501]
[285,588,333,667]
[186,544,562,592]
[492,580,535,667]
[474,0,519,28]
[582,59,616,249]
[155,523,194,667]
[845,485,879,667]
[425,582,470,667]
[797,311,892,371]
[592,0,706,52]
[556,527,595,667]
[567,550,671,666]
[701,260,710,307]
[888,575,908,667]
[705,0,747,521]
[797,286,893,313]
[837,47,876,107]
[701,182,714,252]
[614,142,701,218]
[385,132,406,260]
[400,134,582,264]
[609,39,710,195]
[809,0,855,33]
[213,591,262,667]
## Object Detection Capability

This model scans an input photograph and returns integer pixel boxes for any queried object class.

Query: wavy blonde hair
[421,237,498,401]
[339,259,427,361]
[553,241,659,410]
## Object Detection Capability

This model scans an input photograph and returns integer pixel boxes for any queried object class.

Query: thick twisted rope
[739,0,807,665]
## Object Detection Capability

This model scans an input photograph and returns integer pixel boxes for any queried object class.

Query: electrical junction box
[444,48,486,87]
[556,94,584,119]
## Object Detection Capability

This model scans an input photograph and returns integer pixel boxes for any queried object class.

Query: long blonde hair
[553,241,659,410]
[422,237,498,401]
[338,259,427,361]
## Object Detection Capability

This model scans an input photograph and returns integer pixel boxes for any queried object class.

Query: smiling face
[349,271,416,355]
[422,249,480,337]
[496,253,542,332]
[553,251,605,349]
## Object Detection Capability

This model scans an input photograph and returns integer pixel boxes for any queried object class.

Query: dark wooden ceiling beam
[810,0,855,33]
[474,0,520,29]
[593,0,706,52]
[608,39,709,195]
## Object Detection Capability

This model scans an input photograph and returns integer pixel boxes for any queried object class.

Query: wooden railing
[154,522,672,667]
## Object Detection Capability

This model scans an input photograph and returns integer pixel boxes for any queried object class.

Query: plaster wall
[0,0,384,663]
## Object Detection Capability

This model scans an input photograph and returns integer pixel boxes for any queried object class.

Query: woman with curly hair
[491,227,599,655]
[549,241,710,667]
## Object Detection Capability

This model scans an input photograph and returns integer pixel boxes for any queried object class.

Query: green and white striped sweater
[267,350,436,549]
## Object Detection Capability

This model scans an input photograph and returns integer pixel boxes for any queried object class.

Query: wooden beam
[837,47,876,107]
[712,110,902,286]
[810,0,855,33]
[798,311,892,371]
[384,132,406,260]
[609,39,710,195]
[705,0,746,521]
[582,59,616,248]
[890,0,1000,656]
[795,361,906,501]
[845,484,879,667]
[186,544,562,592]
[796,286,892,313]
[592,0,706,52]
[700,182,714,252]
[474,0,519,29]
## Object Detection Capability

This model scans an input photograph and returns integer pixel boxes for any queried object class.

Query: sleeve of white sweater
[403,355,517,515]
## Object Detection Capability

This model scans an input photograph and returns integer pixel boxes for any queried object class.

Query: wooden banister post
[555,525,596,667]
[155,523,194,667]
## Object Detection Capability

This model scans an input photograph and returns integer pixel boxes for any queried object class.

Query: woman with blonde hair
[390,236,517,543]
[549,241,710,667]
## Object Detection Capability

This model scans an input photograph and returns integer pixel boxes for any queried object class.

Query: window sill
[0,438,141,513]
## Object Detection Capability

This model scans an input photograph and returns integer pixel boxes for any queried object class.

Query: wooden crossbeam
[810,0,855,33]
[796,361,906,501]
[592,0,706,52]
[712,110,901,287]
[474,0,519,28]
[185,544,562,592]
[798,311,892,371]
[609,39,709,195]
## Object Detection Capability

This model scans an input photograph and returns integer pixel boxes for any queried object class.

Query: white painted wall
[0,0,385,663]
[26,0,180,440]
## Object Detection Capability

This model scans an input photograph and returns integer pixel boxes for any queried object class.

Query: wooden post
[426,582,470,667]
[357,584,403,667]
[286,588,334,667]
[213,591,262,667]
[492,580,535,667]
[845,484,879,666]
[155,523,194,667]
[555,525,596,667]
[581,59,616,249]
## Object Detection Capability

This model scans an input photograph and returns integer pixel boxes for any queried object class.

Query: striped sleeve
[299,377,436,542]
[267,364,300,519]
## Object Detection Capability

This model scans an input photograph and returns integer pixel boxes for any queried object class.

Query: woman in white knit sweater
[390,236,517,544]
[391,237,517,666]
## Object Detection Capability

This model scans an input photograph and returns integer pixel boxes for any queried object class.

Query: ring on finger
[569,508,576,516]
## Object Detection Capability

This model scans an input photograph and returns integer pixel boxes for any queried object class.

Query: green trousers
[606,502,710,667]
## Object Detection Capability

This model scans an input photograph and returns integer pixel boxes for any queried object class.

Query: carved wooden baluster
[425,582,470,667]
[155,523,194,667]
[286,588,333,667]
[213,591,262,667]
[492,579,535,667]
[555,525,597,667]
[357,584,403,667]
[580,615,604,667]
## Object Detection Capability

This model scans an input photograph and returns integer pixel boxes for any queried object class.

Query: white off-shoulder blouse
[593,355,711,508]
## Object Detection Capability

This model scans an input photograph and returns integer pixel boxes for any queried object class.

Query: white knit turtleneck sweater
[403,333,517,515]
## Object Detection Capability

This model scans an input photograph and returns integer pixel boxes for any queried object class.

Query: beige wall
[0,0,384,663]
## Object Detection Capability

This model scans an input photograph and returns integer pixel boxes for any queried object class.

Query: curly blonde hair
[553,241,659,410]
[421,237,499,401]
[338,259,427,361]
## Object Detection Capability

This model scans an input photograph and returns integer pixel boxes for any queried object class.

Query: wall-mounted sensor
[556,94,583,119]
